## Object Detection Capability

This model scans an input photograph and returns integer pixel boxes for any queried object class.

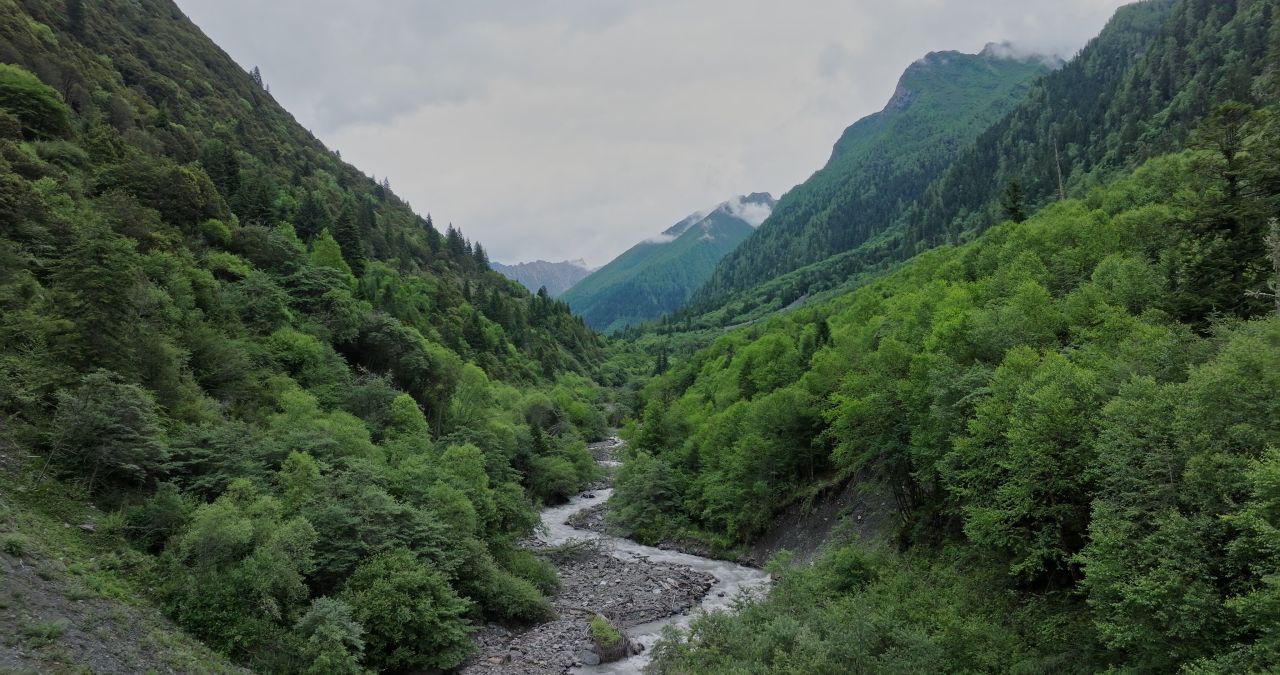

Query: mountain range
[561,193,775,332]
[687,43,1054,318]
[490,259,594,297]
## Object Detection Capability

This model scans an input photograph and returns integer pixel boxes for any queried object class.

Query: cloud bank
[177,0,1132,266]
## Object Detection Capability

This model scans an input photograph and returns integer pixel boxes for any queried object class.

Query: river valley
[463,439,772,674]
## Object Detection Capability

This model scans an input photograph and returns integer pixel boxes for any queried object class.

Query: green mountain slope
[0,0,610,671]
[624,127,1280,674]
[688,0,1280,331]
[689,47,1052,314]
[901,0,1272,249]
[563,193,775,332]
[617,1,1280,671]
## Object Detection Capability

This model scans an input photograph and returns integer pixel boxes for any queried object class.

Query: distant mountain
[562,193,776,332]
[491,259,594,297]
[689,45,1054,315]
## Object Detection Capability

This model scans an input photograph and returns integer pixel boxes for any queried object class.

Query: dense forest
[0,0,619,671]
[623,110,1280,672]
[611,0,1280,667]
[4,0,1280,672]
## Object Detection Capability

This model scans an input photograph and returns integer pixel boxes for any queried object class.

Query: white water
[537,458,771,673]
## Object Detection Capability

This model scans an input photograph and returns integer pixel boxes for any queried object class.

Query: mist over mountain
[562,193,776,332]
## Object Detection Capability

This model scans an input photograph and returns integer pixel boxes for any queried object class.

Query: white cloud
[724,196,773,227]
[176,0,1133,267]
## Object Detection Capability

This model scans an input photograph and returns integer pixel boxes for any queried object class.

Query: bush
[294,597,366,675]
[0,64,70,139]
[496,547,559,595]
[1,534,26,557]
[529,455,579,504]
[341,549,474,671]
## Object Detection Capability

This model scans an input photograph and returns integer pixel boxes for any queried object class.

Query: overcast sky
[176,0,1132,266]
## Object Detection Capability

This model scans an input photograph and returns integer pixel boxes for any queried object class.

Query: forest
[620,84,1280,675]
[0,0,628,671]
[2,0,1280,673]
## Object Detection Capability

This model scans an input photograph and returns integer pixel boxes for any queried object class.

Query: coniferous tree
[1001,180,1027,223]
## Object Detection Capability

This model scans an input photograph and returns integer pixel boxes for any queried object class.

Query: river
[535,443,772,673]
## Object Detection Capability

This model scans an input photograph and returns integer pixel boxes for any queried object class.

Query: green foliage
[626,128,1280,670]
[294,597,366,675]
[651,545,1092,675]
[0,63,70,139]
[161,480,317,660]
[341,548,474,671]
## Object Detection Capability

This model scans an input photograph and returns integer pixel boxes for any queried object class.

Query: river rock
[460,437,729,674]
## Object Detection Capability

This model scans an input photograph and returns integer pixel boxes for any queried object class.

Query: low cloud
[723,196,773,227]
[178,0,1133,266]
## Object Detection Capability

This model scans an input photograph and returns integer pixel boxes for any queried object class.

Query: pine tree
[1001,180,1027,223]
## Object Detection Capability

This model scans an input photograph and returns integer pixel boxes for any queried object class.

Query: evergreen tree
[1001,180,1027,223]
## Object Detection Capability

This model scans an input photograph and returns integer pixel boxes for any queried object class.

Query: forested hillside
[563,193,774,333]
[677,0,1280,333]
[687,47,1051,317]
[901,0,1277,251]
[614,1,1280,667]
[0,0,610,671]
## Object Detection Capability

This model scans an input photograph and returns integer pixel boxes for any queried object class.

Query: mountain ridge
[689,46,1053,316]
[562,193,775,332]
[490,258,594,297]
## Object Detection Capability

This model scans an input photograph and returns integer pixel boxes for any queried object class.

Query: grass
[590,614,623,649]
[21,619,68,647]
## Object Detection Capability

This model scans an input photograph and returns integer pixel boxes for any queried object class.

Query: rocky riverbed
[461,438,770,674]
[463,546,715,673]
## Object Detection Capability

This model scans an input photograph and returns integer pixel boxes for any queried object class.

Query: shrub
[341,549,474,671]
[0,64,70,139]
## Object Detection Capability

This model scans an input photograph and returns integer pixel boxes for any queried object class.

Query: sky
[176,0,1133,267]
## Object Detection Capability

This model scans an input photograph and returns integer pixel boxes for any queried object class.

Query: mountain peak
[980,41,1065,68]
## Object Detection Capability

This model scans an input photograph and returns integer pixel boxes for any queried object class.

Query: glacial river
[537,447,771,673]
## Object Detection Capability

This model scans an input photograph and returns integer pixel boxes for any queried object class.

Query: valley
[2,0,1279,673]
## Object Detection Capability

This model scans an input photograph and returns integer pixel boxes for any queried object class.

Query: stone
[578,649,601,666]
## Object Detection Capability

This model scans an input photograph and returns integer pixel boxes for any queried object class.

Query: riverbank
[462,438,771,674]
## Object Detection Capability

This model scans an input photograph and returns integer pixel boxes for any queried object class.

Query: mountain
[490,258,594,296]
[618,0,1280,671]
[0,1,610,671]
[562,193,775,332]
[688,46,1054,316]
[683,0,1279,332]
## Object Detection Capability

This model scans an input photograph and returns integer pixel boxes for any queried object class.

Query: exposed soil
[0,550,242,674]
[745,473,897,566]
